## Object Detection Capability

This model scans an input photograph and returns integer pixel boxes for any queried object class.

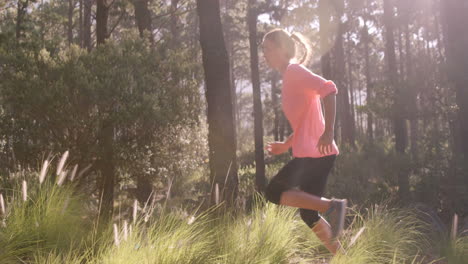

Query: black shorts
[265,155,336,227]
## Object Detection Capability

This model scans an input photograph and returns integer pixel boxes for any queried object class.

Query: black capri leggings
[265,155,336,228]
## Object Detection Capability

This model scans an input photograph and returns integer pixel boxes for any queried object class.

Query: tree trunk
[96,0,109,46]
[79,0,83,47]
[279,112,286,141]
[68,0,74,45]
[196,0,238,206]
[383,0,409,200]
[362,23,374,142]
[319,0,336,142]
[441,0,468,214]
[333,0,355,148]
[136,174,152,205]
[132,0,152,42]
[271,72,280,141]
[401,3,419,162]
[346,31,356,136]
[223,0,238,143]
[318,0,332,79]
[170,0,180,44]
[442,0,468,161]
[83,0,93,51]
[247,0,266,193]
[98,120,115,226]
[16,0,29,41]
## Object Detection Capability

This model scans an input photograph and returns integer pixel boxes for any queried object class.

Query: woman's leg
[294,155,347,253]
[311,217,344,255]
[265,156,346,252]
[280,189,331,212]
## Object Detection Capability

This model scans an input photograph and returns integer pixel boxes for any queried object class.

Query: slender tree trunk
[223,0,238,143]
[96,0,109,46]
[98,120,115,226]
[79,0,83,47]
[279,112,285,141]
[271,72,280,141]
[136,174,152,205]
[441,0,468,214]
[170,0,180,44]
[442,0,468,160]
[40,0,45,47]
[362,23,374,142]
[319,0,337,142]
[402,6,419,162]
[83,0,93,51]
[16,0,29,41]
[346,31,356,135]
[68,0,74,45]
[196,0,238,206]
[247,0,266,193]
[333,2,355,148]
[318,0,332,79]
[95,0,113,226]
[383,0,409,200]
[132,0,152,42]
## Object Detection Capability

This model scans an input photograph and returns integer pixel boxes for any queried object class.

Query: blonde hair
[263,28,312,65]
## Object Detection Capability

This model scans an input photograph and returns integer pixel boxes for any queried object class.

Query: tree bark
[271,72,280,141]
[132,0,152,42]
[83,0,93,51]
[247,0,266,193]
[441,0,468,215]
[16,0,29,41]
[279,112,286,141]
[319,0,336,142]
[383,0,409,200]
[196,0,238,206]
[362,23,373,142]
[68,0,74,45]
[98,120,115,226]
[170,0,180,44]
[318,0,333,80]
[79,0,83,47]
[442,0,468,162]
[96,0,109,46]
[401,2,419,162]
[333,0,355,148]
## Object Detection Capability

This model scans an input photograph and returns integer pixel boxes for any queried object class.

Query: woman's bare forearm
[322,94,336,134]
[284,133,294,148]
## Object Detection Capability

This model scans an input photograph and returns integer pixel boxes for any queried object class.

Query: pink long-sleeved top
[282,63,340,158]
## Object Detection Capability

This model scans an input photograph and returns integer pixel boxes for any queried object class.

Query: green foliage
[0,34,204,198]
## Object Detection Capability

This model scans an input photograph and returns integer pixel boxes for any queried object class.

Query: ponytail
[291,32,312,65]
[263,28,312,65]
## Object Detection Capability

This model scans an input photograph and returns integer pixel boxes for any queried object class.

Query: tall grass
[1,163,467,263]
[94,211,213,264]
[0,177,92,262]
[211,200,299,264]
[332,204,434,264]
[0,152,93,263]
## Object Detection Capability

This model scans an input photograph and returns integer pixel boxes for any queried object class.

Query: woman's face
[262,39,285,70]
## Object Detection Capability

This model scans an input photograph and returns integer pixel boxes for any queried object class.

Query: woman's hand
[265,141,289,155]
[317,130,334,155]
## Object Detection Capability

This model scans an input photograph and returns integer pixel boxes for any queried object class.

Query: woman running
[262,28,347,255]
